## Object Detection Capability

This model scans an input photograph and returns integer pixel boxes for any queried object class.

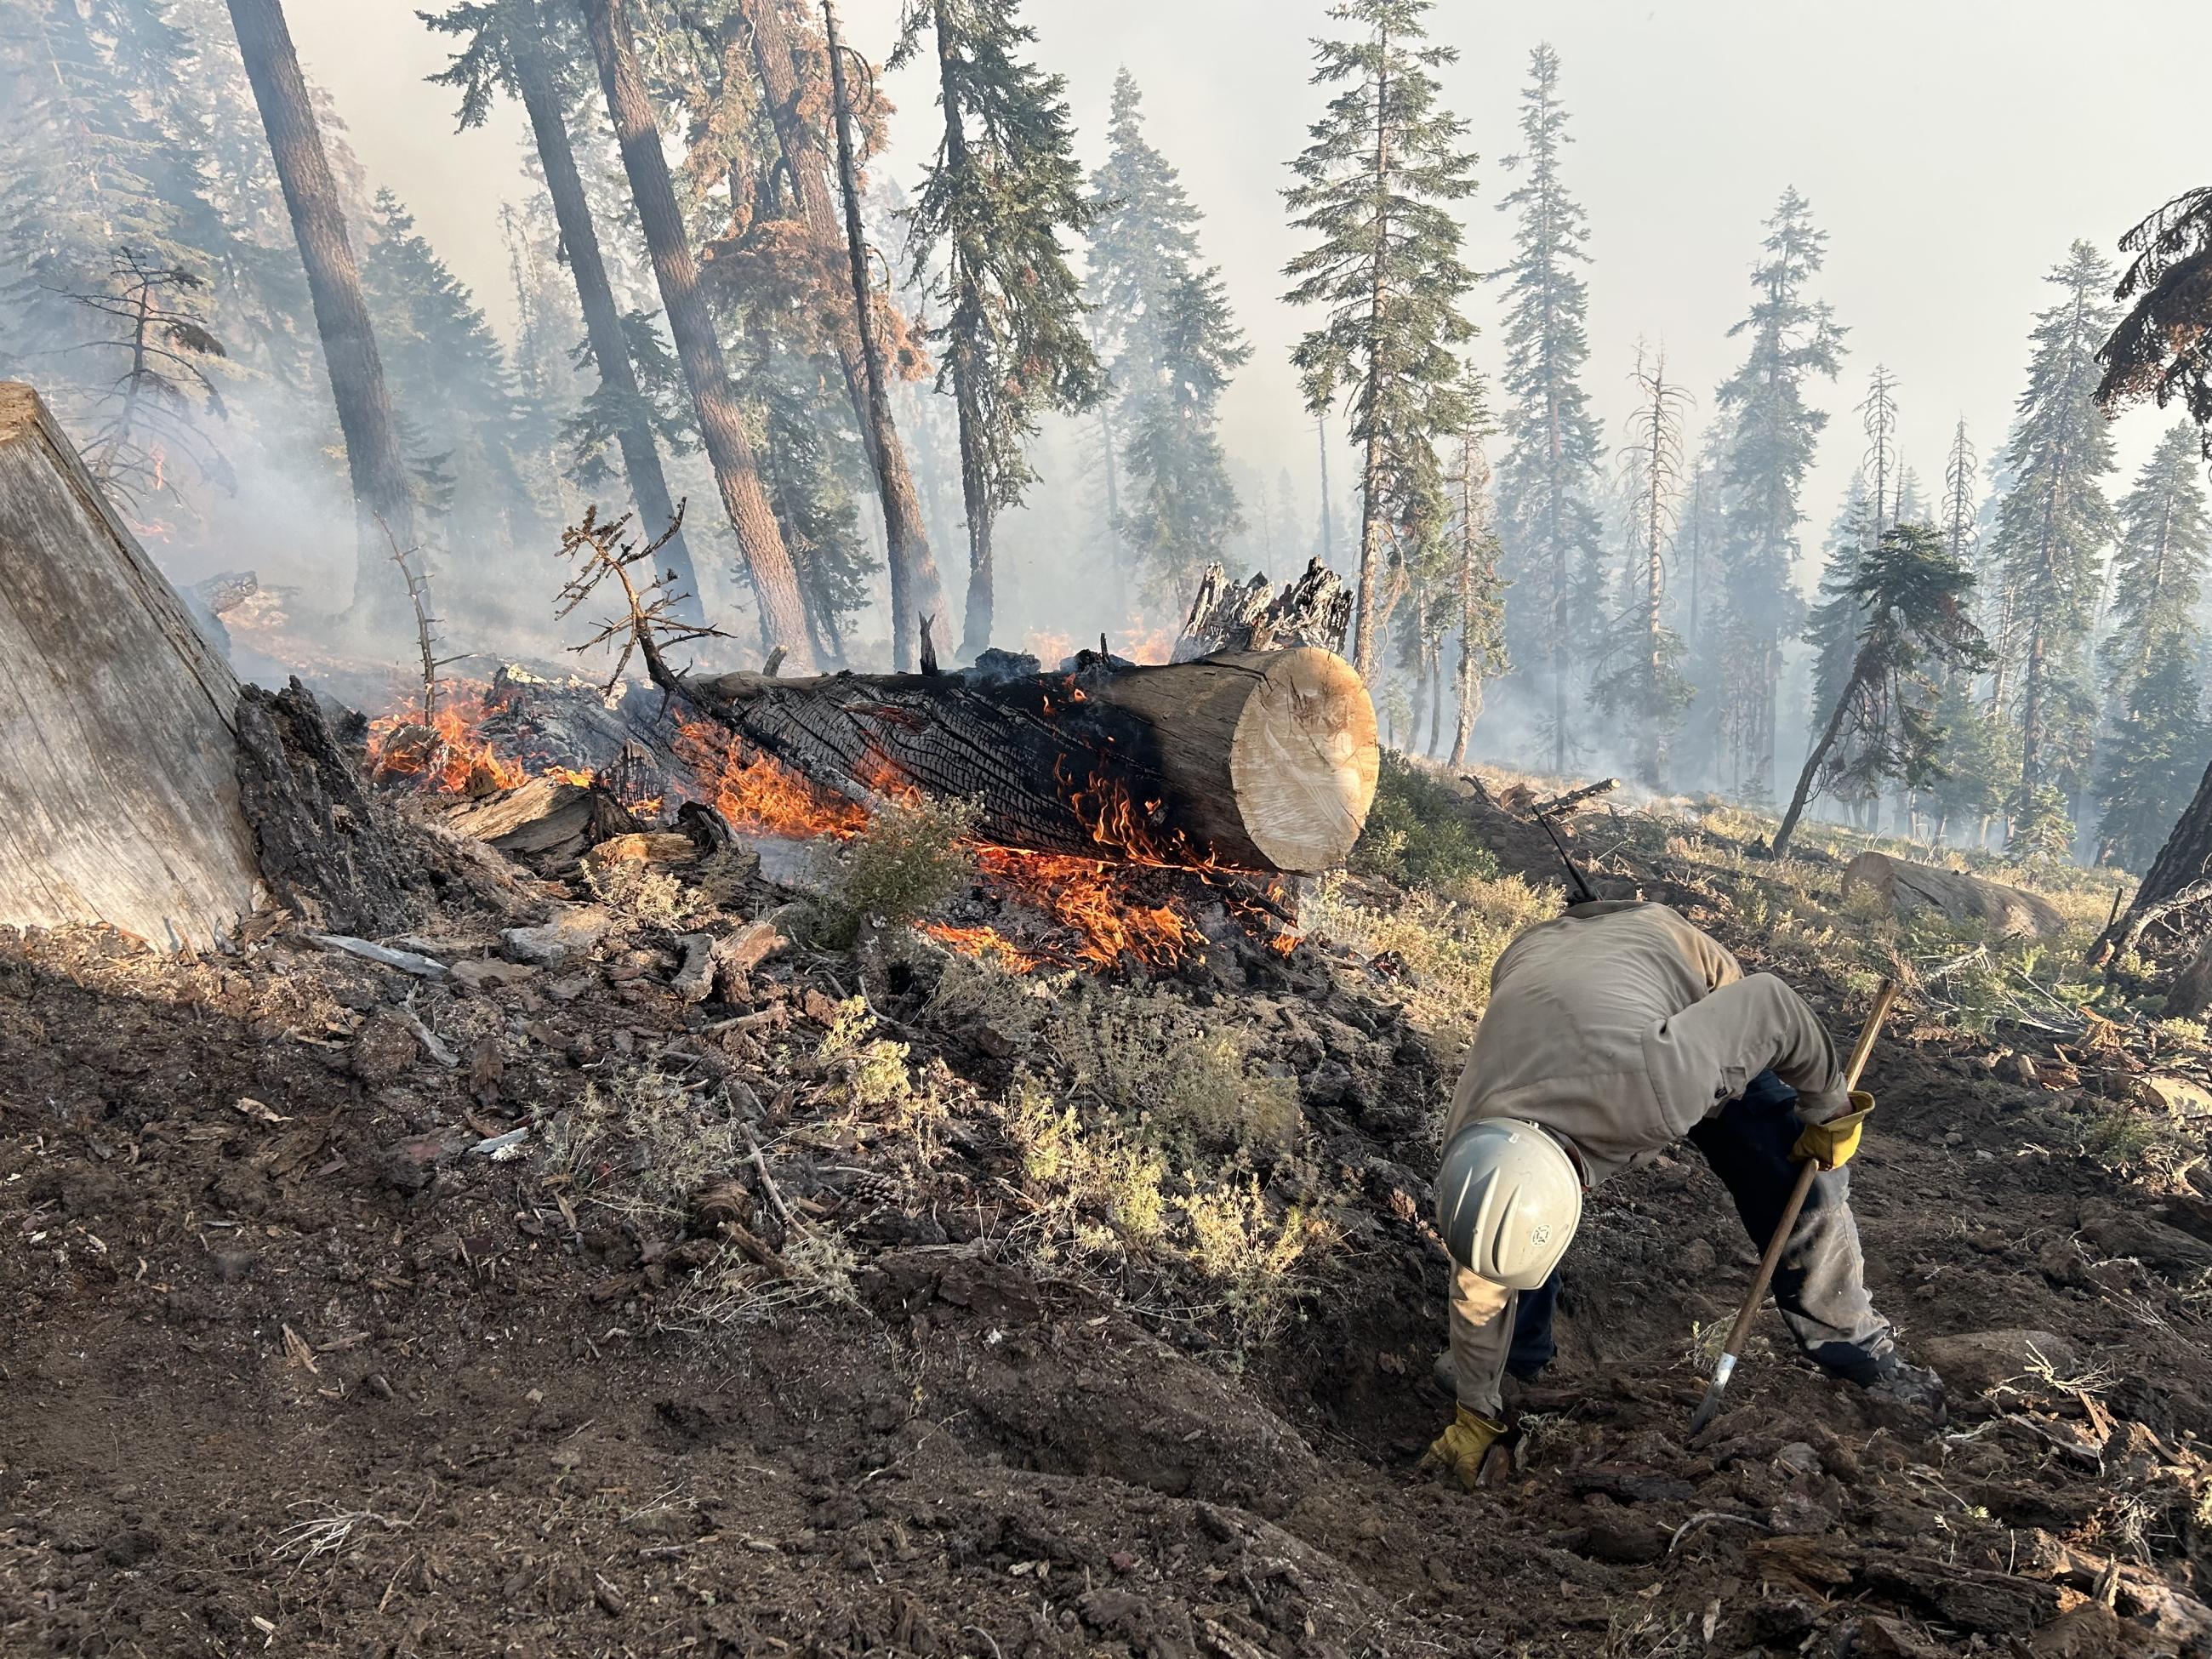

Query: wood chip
[281,1324,319,1374]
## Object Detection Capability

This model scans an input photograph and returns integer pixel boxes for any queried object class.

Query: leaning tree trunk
[2096,755,2212,963]
[656,643,1379,875]
[225,0,416,636]
[0,384,260,946]
[505,0,700,620]
[736,0,947,668]
[579,0,814,667]
[1770,664,1862,859]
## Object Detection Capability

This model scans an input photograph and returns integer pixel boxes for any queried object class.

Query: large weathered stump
[0,383,260,947]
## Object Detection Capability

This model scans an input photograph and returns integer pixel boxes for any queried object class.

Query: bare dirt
[4,786,2211,1658]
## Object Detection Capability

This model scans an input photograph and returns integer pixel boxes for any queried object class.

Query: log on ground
[664,645,1378,875]
[0,381,261,948]
[443,776,641,871]
[1842,851,2065,940]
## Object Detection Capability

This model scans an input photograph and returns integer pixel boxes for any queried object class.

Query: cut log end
[1229,648,1379,873]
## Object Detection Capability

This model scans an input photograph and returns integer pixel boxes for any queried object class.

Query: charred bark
[235,679,415,933]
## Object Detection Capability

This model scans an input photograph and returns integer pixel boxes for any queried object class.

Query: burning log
[663,645,1379,875]
[0,382,262,946]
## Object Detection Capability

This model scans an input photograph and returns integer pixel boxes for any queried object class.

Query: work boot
[1863,1359,1947,1423]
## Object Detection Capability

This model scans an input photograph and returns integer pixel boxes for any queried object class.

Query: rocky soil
[3,777,2211,1658]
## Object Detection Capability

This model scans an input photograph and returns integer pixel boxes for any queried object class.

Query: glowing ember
[920,921,1046,972]
[1268,932,1300,957]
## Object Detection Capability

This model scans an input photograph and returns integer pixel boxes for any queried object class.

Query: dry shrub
[1053,986,1301,1157]
[1179,1177,1338,1351]
[1005,1071,1166,1248]
[541,1066,751,1223]
[582,859,712,928]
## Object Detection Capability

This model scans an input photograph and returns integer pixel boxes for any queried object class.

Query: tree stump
[0,383,260,947]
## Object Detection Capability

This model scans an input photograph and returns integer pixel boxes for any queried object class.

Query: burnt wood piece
[0,382,260,947]
[235,677,414,934]
[442,777,641,872]
[659,645,1378,875]
[1173,558,1354,664]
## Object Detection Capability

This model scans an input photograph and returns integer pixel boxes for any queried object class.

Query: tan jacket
[1443,901,1847,1417]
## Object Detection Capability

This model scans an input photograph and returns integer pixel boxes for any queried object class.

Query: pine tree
[1114,267,1247,595]
[1705,188,1845,801]
[894,0,1102,658]
[225,0,420,629]
[1988,241,2121,849]
[1592,345,1692,788]
[579,0,814,664]
[1085,70,1249,602]
[2097,185,2212,449]
[362,190,543,562]
[2101,422,2211,710]
[1444,362,1508,767]
[1771,522,1991,858]
[2097,651,2212,871]
[421,0,702,610]
[1487,43,1599,767]
[1282,0,1476,683]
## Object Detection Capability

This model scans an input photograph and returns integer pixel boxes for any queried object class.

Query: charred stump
[234,677,415,934]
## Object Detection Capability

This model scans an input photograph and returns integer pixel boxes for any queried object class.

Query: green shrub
[815,796,979,947]
[1349,752,1499,890]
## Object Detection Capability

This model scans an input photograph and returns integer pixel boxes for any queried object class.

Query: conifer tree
[895,0,1102,658]
[362,190,542,557]
[1282,0,1477,683]
[1086,70,1249,601]
[1487,43,1599,765]
[1988,241,2121,851]
[1443,362,1508,767]
[226,0,420,626]
[2100,422,2211,710]
[2097,651,2212,871]
[421,0,701,610]
[1771,522,1990,858]
[1593,345,1691,787]
[1115,267,1247,594]
[1706,188,1845,801]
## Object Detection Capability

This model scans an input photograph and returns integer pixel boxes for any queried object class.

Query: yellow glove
[1792,1090,1875,1170]
[1422,1405,1507,1491]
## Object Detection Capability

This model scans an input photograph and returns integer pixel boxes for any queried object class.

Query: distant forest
[5,0,2212,872]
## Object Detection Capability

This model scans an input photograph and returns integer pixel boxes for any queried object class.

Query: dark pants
[1508,1069,1895,1384]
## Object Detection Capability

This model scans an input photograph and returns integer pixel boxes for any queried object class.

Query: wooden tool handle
[1715,977,1899,1362]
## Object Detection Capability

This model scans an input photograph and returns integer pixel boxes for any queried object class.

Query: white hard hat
[1435,1118,1583,1289]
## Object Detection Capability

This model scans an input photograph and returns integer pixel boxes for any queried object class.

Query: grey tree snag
[505,0,701,620]
[0,384,259,948]
[735,0,946,669]
[577,0,816,667]
[224,0,418,635]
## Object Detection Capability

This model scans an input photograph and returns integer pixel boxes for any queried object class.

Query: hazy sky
[294,0,2212,578]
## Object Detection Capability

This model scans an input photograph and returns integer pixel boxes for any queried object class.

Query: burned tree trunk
[0,383,261,946]
[665,645,1378,875]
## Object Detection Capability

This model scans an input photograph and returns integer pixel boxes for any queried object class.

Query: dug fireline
[1424,899,1943,1488]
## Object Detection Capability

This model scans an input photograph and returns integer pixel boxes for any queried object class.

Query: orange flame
[921,921,1045,972]
[973,847,1206,970]
[368,685,527,793]
[675,720,867,840]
